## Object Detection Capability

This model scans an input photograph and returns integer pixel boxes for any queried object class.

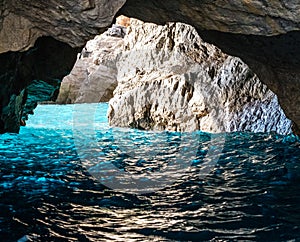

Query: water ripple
[0,104,299,241]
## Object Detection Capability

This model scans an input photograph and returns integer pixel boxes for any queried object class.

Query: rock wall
[0,37,79,133]
[56,22,127,104]
[108,19,291,135]
[1,1,300,134]
[0,0,126,53]
[119,0,300,36]
[118,0,300,134]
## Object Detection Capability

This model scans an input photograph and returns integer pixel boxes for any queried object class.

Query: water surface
[0,104,299,241]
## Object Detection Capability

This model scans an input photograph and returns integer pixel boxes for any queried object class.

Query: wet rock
[22,80,60,121]
[1,90,26,133]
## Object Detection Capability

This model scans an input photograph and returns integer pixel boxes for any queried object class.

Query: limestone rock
[118,1,300,134]
[0,0,126,53]
[56,24,126,104]
[120,0,300,36]
[108,20,292,135]
[1,1,300,134]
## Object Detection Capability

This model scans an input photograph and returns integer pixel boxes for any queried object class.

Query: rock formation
[0,0,125,133]
[118,0,300,134]
[0,37,80,133]
[56,18,128,104]
[108,19,291,135]
[120,1,300,36]
[0,1,300,134]
[22,80,60,122]
[0,0,126,54]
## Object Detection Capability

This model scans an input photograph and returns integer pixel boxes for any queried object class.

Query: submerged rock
[108,19,292,135]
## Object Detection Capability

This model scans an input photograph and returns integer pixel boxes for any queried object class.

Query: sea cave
[0,1,300,241]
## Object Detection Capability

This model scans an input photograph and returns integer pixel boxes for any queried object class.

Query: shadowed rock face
[0,37,79,133]
[0,0,126,133]
[1,0,300,133]
[1,0,126,53]
[118,0,300,35]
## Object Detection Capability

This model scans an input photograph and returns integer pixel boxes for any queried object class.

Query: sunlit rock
[108,19,292,134]
[56,18,128,104]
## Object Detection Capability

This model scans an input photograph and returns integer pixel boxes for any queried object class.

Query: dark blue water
[0,104,300,241]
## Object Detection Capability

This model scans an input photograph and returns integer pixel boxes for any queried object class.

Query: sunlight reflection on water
[0,104,299,241]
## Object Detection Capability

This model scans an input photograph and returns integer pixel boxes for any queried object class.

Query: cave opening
[1,18,299,135]
[0,36,81,133]
[0,2,300,241]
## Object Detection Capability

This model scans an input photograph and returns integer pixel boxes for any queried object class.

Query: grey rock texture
[118,0,300,134]
[2,0,300,53]
[108,20,292,135]
[0,0,126,53]
[120,0,300,36]
[56,24,126,104]
[0,1,300,134]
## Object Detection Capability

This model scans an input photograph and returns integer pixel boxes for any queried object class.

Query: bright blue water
[0,103,300,241]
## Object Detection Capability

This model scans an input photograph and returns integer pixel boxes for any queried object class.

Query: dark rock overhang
[0,0,300,134]
[0,37,80,133]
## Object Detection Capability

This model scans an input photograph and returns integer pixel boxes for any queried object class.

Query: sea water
[0,103,299,241]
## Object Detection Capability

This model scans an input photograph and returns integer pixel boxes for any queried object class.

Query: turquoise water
[0,103,300,241]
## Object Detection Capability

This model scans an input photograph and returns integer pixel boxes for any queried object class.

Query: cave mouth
[0,36,81,133]
[52,16,293,135]
[0,14,295,137]
[0,12,298,135]
[117,0,300,134]
[0,12,300,242]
